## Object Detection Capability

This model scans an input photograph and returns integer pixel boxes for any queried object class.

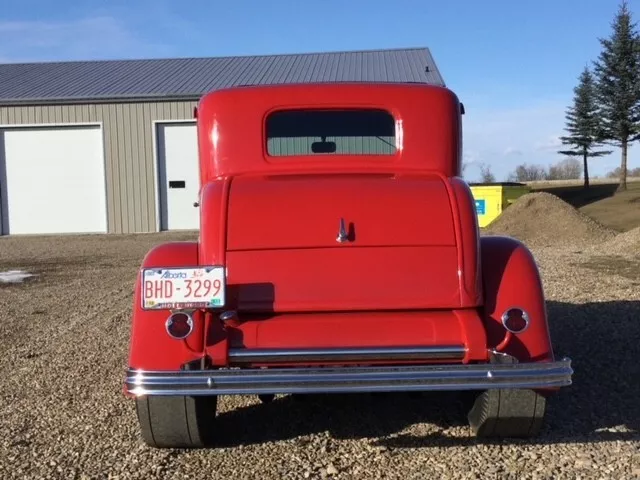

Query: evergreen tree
[592,0,640,192]
[558,67,612,188]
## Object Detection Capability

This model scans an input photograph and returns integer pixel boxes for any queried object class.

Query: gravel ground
[0,233,639,480]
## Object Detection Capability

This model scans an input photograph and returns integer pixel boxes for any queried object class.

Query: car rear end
[124,84,572,447]
[127,167,571,404]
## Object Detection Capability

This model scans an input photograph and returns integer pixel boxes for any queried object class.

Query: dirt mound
[484,192,617,247]
[591,226,640,256]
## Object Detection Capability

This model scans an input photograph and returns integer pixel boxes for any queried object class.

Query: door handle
[169,180,186,189]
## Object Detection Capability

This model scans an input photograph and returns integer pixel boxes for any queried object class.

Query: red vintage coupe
[124,82,573,448]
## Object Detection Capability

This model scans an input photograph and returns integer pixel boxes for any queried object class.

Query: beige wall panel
[0,100,199,233]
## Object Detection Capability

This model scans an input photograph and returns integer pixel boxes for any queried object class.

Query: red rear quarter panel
[480,236,554,362]
[128,242,205,370]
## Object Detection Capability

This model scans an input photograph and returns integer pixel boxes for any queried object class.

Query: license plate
[141,266,225,310]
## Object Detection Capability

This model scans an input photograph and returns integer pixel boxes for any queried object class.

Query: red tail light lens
[501,308,529,334]
[165,312,194,339]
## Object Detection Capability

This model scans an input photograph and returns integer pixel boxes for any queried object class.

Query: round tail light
[165,312,194,339]
[501,308,530,334]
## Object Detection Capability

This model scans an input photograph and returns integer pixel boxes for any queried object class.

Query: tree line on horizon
[468,156,639,184]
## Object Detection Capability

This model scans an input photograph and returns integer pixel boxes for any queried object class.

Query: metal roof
[0,47,444,105]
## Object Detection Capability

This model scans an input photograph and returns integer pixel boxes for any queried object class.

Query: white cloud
[503,147,523,156]
[0,16,171,62]
[463,150,481,164]
[535,135,563,152]
[461,102,565,180]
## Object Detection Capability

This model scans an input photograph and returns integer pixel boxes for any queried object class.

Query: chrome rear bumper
[125,357,573,397]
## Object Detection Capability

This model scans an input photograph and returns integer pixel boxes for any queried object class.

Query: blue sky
[1,0,639,181]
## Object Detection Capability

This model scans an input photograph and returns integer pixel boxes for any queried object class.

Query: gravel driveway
[0,233,638,479]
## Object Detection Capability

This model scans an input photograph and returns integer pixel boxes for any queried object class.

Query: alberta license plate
[141,266,225,310]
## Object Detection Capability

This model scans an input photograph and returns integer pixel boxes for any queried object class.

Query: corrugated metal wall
[0,100,197,233]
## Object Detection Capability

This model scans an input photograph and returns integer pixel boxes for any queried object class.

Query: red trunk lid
[225,173,462,312]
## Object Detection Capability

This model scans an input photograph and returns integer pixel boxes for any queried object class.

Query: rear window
[266,109,397,156]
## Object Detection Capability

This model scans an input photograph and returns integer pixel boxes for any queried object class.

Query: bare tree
[479,162,496,183]
[506,163,548,182]
[547,157,583,180]
[607,165,640,177]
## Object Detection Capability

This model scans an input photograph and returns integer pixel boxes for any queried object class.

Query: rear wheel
[135,395,218,448]
[467,388,546,437]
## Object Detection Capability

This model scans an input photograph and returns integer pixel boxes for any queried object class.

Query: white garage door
[0,125,107,235]
[156,122,200,230]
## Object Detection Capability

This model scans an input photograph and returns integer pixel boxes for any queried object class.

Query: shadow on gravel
[214,390,470,448]
[212,300,640,448]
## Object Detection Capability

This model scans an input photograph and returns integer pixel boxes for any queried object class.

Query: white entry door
[156,122,200,230]
[0,125,107,235]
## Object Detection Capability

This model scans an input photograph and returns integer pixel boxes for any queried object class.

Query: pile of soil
[591,226,640,256]
[484,192,617,247]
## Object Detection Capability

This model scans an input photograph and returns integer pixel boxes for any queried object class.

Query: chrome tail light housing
[165,311,194,339]
[501,307,530,334]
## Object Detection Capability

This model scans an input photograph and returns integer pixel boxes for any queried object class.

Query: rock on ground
[589,226,640,257]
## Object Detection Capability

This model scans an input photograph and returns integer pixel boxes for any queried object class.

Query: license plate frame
[141,266,226,310]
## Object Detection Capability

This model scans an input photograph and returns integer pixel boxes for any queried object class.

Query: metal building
[0,47,444,235]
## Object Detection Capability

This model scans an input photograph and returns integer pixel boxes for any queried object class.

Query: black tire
[467,388,546,438]
[135,395,218,448]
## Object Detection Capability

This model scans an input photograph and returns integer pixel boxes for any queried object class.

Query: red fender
[127,241,206,371]
[480,235,555,363]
